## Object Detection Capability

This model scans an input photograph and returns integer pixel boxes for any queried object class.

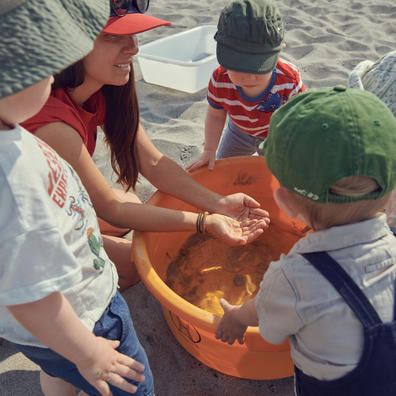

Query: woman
[23,1,269,291]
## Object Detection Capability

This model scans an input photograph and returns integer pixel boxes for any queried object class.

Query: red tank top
[22,88,106,156]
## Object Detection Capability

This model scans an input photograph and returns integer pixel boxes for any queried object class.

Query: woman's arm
[33,122,266,243]
[34,122,199,231]
[136,124,270,221]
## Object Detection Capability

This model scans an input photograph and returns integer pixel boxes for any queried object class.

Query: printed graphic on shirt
[67,165,106,271]
[35,138,68,208]
[67,196,86,231]
[254,92,288,113]
[87,227,106,271]
[34,137,106,272]
[65,165,93,231]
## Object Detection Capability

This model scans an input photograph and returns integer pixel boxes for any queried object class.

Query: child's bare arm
[186,106,227,171]
[8,292,144,395]
[215,298,258,345]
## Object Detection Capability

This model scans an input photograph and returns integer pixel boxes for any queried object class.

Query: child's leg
[217,120,258,159]
[98,188,142,291]
[13,344,95,395]
[40,370,76,396]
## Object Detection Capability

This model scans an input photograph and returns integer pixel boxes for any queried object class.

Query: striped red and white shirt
[207,59,305,138]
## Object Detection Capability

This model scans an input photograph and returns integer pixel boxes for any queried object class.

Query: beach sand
[1,0,395,395]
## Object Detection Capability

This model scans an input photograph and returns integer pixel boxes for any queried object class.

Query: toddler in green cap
[187,0,305,172]
[216,87,396,395]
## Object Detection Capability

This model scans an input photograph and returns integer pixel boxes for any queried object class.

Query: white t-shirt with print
[0,125,118,347]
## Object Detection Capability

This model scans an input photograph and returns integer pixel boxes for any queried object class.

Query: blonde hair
[290,176,391,230]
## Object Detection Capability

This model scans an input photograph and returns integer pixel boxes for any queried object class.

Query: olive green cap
[262,86,396,203]
[215,0,284,74]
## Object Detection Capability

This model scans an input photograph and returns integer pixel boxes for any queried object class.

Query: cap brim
[217,42,280,74]
[103,13,171,35]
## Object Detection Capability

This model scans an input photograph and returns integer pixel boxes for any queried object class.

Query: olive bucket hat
[0,0,110,100]
[215,0,284,74]
[262,86,396,203]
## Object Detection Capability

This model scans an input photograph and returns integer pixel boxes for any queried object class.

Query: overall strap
[302,252,382,327]
[391,227,396,320]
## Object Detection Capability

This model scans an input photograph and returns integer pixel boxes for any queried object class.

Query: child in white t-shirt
[0,2,150,395]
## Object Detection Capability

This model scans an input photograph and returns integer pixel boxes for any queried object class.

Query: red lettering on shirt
[35,138,68,208]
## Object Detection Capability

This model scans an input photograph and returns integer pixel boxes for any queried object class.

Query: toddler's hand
[216,299,248,345]
[76,337,145,395]
[186,150,216,172]
[206,213,265,245]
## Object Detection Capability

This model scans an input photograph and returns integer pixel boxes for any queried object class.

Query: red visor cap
[103,13,171,35]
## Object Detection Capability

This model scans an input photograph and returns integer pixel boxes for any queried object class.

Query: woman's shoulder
[22,89,105,134]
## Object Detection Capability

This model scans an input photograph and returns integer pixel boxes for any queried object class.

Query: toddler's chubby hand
[206,213,265,245]
[186,150,216,172]
[216,299,248,345]
[76,337,145,395]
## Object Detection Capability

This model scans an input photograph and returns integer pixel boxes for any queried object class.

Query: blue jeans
[14,292,153,396]
[217,119,266,159]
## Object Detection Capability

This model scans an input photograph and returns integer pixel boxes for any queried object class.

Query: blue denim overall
[296,250,396,396]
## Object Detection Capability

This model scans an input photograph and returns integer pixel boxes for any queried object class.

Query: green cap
[215,0,284,74]
[263,86,396,203]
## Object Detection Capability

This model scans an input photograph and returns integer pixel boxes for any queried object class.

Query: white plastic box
[137,25,219,93]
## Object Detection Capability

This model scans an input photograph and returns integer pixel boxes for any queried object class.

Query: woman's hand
[76,336,145,395]
[214,193,271,223]
[205,213,266,245]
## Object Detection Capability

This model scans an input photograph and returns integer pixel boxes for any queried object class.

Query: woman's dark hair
[52,60,140,191]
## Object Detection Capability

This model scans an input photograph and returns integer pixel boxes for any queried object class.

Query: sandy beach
[1,0,395,395]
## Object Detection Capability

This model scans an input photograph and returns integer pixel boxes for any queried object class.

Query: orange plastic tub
[132,156,307,379]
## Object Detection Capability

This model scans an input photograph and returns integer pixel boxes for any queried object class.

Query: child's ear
[274,187,299,219]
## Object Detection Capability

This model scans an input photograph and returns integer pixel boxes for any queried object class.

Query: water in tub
[165,224,289,317]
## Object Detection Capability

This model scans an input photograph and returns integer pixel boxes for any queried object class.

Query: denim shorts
[217,119,266,159]
[14,292,154,396]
